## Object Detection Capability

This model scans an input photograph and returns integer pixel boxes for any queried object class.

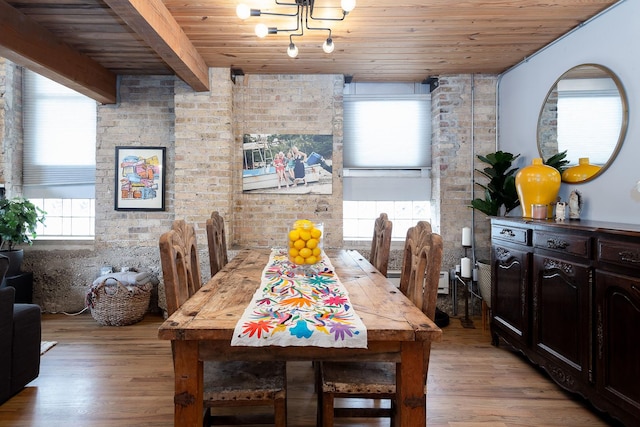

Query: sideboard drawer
[492,224,530,246]
[597,238,640,270]
[534,230,591,259]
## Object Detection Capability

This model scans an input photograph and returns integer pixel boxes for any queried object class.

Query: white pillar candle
[462,227,472,247]
[461,257,472,278]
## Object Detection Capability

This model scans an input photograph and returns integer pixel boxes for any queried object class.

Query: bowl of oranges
[288,219,323,266]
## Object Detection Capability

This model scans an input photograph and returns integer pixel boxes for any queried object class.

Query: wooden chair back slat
[160,220,202,315]
[206,211,229,277]
[369,213,393,277]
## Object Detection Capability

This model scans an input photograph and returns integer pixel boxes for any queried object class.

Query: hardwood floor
[0,313,622,426]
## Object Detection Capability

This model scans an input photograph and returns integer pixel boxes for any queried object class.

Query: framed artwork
[115,146,166,211]
[242,134,333,194]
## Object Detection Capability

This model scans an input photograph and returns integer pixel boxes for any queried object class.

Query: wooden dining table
[158,248,442,426]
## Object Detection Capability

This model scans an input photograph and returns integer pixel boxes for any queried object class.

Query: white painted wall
[498,0,639,224]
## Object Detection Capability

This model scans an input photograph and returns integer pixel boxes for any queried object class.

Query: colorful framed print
[115,146,166,211]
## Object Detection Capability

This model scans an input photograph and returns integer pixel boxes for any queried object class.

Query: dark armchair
[0,254,41,404]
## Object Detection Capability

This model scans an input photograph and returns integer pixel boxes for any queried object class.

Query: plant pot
[1,249,24,277]
[477,260,492,309]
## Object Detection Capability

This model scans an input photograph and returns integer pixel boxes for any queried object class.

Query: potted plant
[470,150,568,315]
[469,151,521,316]
[0,197,46,276]
[470,150,521,217]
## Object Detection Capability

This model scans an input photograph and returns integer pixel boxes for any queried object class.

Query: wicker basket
[477,261,492,309]
[86,278,152,326]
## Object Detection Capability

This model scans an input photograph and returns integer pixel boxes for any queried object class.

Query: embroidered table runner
[231,248,367,348]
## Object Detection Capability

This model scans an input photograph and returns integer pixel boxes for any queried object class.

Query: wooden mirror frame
[537,64,628,183]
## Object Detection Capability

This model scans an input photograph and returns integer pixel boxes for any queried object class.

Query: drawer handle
[619,250,640,264]
[500,228,515,238]
[547,238,569,250]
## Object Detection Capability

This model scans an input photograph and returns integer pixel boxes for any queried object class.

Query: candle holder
[457,242,475,329]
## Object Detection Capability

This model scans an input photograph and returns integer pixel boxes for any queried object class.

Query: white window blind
[23,70,97,198]
[343,95,431,168]
[342,85,433,240]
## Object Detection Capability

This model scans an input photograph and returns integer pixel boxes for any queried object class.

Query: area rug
[40,341,58,355]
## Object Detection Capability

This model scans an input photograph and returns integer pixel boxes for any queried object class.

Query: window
[343,200,431,241]
[343,83,432,241]
[23,70,97,239]
[557,77,623,165]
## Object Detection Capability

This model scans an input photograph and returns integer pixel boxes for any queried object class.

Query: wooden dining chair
[317,221,443,427]
[159,220,287,427]
[205,211,229,277]
[369,213,393,277]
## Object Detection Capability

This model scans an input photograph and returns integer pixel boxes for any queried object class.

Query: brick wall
[1,57,498,315]
[432,75,497,270]
[95,75,177,249]
[0,58,23,194]
[231,74,344,249]
[431,74,497,314]
[0,57,4,184]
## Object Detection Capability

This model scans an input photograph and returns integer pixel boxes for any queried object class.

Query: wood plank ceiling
[0,0,620,104]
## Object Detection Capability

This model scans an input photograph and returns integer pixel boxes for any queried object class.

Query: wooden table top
[158,248,441,345]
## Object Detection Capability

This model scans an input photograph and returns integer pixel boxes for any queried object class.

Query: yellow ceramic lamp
[515,158,561,219]
[562,157,601,183]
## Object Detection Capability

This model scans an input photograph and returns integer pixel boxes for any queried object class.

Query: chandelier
[236,0,356,58]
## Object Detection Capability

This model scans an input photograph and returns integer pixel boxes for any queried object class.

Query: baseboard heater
[387,270,449,295]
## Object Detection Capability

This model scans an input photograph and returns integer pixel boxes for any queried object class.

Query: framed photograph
[115,146,166,211]
[242,134,333,194]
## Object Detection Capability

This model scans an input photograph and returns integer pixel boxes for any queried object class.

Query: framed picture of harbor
[115,146,166,211]
[242,134,333,194]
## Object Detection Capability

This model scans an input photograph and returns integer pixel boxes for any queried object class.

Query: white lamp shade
[287,43,299,58]
[341,0,356,13]
[236,4,251,20]
[322,39,335,53]
[255,23,269,38]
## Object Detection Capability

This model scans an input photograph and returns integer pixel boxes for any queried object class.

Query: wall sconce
[236,0,356,58]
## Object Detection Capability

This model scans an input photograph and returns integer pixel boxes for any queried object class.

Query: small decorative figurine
[569,190,582,220]
[555,201,566,221]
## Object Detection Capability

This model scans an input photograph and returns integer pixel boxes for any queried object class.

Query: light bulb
[255,23,269,38]
[322,38,334,53]
[287,43,299,58]
[236,4,251,20]
[341,0,356,13]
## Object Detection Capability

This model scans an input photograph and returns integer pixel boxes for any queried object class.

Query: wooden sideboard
[490,217,640,426]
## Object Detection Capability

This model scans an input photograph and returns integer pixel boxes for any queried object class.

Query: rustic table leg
[172,340,203,426]
[396,341,426,426]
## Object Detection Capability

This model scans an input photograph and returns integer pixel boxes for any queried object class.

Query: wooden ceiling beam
[104,0,210,92]
[0,0,117,104]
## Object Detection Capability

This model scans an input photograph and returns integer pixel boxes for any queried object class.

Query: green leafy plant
[544,150,570,175]
[471,151,521,216]
[0,197,46,251]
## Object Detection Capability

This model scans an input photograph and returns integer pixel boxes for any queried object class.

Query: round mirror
[537,64,628,183]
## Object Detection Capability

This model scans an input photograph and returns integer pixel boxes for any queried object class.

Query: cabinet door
[491,243,530,347]
[532,253,591,390]
[595,270,640,421]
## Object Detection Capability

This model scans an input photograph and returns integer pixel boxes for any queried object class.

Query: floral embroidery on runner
[231,248,367,348]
